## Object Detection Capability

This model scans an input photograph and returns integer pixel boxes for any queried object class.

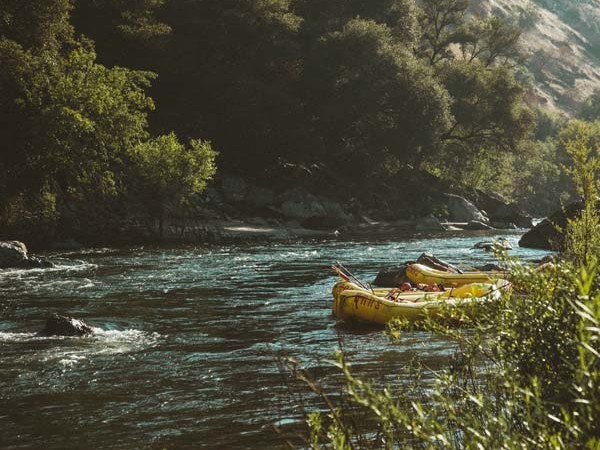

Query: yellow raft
[332,280,508,325]
[405,263,507,287]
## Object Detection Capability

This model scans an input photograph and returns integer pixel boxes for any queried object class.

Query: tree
[0,0,216,241]
[459,16,522,67]
[579,89,600,121]
[561,121,600,264]
[129,134,217,236]
[417,0,469,65]
[295,0,419,45]
[302,19,451,174]
[436,61,533,172]
[0,0,74,52]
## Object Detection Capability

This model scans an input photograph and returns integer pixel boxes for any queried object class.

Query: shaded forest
[2,0,600,244]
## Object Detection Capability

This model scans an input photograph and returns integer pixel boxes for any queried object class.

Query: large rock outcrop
[443,194,489,223]
[466,190,533,229]
[519,201,586,250]
[0,241,53,269]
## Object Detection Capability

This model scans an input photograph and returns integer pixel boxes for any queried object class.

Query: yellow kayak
[405,263,507,287]
[332,280,507,325]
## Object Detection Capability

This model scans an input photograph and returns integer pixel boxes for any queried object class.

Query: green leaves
[0,1,217,241]
[129,133,217,204]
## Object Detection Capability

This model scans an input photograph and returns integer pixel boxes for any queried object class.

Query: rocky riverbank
[1,169,536,250]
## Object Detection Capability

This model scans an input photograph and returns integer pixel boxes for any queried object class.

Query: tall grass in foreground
[279,126,600,449]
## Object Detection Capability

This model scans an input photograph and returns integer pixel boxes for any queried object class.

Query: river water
[0,231,551,449]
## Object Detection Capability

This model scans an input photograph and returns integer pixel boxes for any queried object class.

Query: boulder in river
[519,201,590,250]
[372,264,412,287]
[0,241,53,269]
[0,241,28,267]
[416,252,460,273]
[473,239,512,251]
[40,314,94,337]
[443,194,489,224]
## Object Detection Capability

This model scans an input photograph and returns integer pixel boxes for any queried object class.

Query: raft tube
[331,280,508,325]
[405,263,507,287]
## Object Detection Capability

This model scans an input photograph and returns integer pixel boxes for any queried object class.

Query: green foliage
[417,0,469,65]
[533,107,567,141]
[579,89,600,122]
[297,0,420,45]
[561,121,600,264]
[512,140,568,215]
[459,16,522,67]
[299,257,600,449]
[0,0,74,52]
[129,134,217,231]
[436,61,533,171]
[0,39,154,199]
[304,18,451,174]
[292,151,600,448]
[71,0,533,186]
[0,1,216,241]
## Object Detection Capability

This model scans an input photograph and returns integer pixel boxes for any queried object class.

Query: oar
[331,264,350,282]
[333,262,370,290]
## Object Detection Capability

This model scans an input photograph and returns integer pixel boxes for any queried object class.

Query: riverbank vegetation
[284,133,600,448]
[1,0,600,244]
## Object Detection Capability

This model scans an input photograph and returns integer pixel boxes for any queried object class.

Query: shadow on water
[0,233,552,449]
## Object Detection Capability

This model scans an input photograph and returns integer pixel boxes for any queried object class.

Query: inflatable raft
[405,263,507,287]
[332,280,508,325]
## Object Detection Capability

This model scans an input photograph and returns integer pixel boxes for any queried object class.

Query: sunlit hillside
[473,0,600,113]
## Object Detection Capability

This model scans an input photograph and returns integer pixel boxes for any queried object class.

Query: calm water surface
[0,232,551,449]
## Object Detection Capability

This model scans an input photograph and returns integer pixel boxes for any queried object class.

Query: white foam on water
[0,331,38,342]
[1,328,163,366]
[0,260,97,277]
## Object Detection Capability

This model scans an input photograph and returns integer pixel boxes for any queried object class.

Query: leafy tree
[417,0,469,65]
[579,88,600,121]
[129,134,217,236]
[303,19,451,174]
[561,121,600,263]
[147,0,303,173]
[295,0,419,45]
[0,0,216,241]
[436,62,533,170]
[532,107,567,141]
[459,16,522,67]
[0,40,154,201]
[0,0,75,52]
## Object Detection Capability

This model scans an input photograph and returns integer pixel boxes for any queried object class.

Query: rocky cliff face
[473,0,600,114]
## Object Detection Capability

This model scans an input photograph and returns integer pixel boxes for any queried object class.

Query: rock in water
[0,241,54,269]
[372,264,413,287]
[519,201,591,250]
[417,252,460,273]
[0,241,29,268]
[42,314,94,336]
[443,194,489,224]
[473,239,512,251]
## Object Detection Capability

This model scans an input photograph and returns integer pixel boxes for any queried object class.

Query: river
[0,231,551,449]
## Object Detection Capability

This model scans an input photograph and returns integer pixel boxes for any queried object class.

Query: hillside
[473,0,600,114]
